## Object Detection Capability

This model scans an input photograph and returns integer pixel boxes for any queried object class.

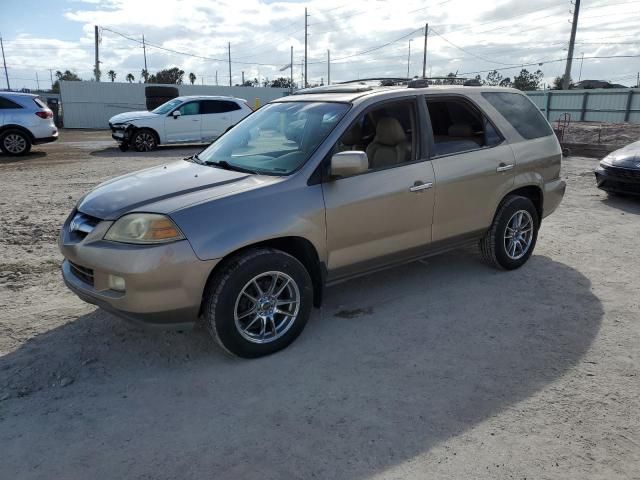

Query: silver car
[59,82,566,357]
[0,92,58,155]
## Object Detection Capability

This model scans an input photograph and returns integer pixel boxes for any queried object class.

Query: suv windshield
[152,98,183,115]
[198,101,350,175]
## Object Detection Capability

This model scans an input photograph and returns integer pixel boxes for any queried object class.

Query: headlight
[104,213,184,244]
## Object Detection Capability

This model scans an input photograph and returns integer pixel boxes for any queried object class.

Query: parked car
[59,82,565,358]
[594,140,640,196]
[0,92,58,155]
[108,95,253,152]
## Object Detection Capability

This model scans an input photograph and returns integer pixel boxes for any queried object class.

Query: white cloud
[4,0,640,89]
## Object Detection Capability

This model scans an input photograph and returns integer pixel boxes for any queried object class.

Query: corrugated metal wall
[59,81,290,129]
[527,88,640,124]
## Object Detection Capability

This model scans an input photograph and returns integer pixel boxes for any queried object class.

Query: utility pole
[304,8,309,88]
[35,72,40,91]
[290,46,294,93]
[142,34,148,82]
[0,36,9,90]
[578,52,584,82]
[215,70,218,86]
[49,69,54,90]
[94,25,100,82]
[242,71,245,85]
[407,40,412,79]
[422,23,429,78]
[637,72,639,88]
[562,0,581,90]
[327,49,330,85]
[228,42,232,86]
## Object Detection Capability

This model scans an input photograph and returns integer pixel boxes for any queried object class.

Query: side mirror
[330,151,368,178]
[172,110,181,119]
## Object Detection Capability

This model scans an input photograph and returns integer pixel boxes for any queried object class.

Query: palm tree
[189,72,196,85]
[126,73,135,83]
[107,70,116,82]
[141,69,149,83]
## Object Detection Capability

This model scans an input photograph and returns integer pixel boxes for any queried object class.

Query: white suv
[0,92,58,155]
[108,95,253,152]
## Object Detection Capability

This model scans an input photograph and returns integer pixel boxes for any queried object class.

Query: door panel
[431,145,515,241]
[164,101,202,143]
[323,161,435,280]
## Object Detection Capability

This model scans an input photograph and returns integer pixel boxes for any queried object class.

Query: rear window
[482,92,553,140]
[33,98,47,109]
[0,97,23,109]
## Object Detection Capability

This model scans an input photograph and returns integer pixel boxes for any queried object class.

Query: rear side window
[482,92,553,140]
[33,98,47,109]
[0,97,23,109]
[201,100,241,114]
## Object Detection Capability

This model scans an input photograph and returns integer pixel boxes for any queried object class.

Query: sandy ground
[560,121,640,145]
[0,130,639,480]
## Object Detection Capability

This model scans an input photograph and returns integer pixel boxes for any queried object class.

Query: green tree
[126,73,135,83]
[269,77,295,88]
[107,70,117,82]
[52,70,81,93]
[188,72,196,85]
[499,77,513,88]
[148,67,185,84]
[552,75,573,90]
[141,69,149,83]
[512,69,543,91]
[242,78,259,87]
[485,70,503,86]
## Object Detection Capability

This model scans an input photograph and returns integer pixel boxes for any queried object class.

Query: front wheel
[480,195,539,270]
[132,129,158,152]
[203,248,313,358]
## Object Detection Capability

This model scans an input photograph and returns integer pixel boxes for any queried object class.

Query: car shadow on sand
[602,193,640,215]
[0,151,47,163]
[0,251,602,479]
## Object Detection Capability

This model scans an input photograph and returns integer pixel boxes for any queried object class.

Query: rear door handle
[409,181,433,192]
[496,163,514,172]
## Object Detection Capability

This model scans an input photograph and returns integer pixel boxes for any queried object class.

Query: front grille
[69,211,101,241]
[69,261,94,286]
[603,164,640,180]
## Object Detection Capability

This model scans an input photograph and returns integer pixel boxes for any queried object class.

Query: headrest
[448,123,474,137]
[341,123,362,145]
[375,117,406,146]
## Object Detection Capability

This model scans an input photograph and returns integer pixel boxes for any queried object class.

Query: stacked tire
[145,86,179,111]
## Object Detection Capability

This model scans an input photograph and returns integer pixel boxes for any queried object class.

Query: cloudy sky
[2,0,640,90]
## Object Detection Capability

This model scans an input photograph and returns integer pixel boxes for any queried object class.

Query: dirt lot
[0,130,639,479]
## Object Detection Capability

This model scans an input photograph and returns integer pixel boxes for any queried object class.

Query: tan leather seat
[337,123,364,152]
[365,117,410,168]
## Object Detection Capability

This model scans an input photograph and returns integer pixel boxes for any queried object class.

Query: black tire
[0,129,32,156]
[118,142,129,152]
[144,86,179,98]
[480,195,539,270]
[131,129,158,152]
[203,248,313,358]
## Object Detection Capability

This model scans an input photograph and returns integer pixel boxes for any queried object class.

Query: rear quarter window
[482,92,553,140]
[33,98,47,109]
[0,97,23,109]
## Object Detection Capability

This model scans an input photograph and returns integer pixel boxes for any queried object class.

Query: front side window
[426,97,502,157]
[151,98,182,115]
[482,92,553,140]
[198,101,350,175]
[334,99,417,170]
[177,101,200,116]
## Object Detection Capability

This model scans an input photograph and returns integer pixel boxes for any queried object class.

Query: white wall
[59,81,290,129]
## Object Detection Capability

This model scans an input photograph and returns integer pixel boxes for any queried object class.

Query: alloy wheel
[134,132,156,151]
[4,134,27,154]
[233,271,300,344]
[504,210,534,260]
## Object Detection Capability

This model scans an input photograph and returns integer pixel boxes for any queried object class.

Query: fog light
[108,274,126,292]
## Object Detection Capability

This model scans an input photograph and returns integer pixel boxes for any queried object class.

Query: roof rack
[292,84,374,95]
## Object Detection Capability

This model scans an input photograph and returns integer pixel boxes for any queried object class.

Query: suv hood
[77,161,277,220]
[602,140,640,168]
[109,110,161,124]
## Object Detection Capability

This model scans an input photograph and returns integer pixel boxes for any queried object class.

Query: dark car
[595,141,640,196]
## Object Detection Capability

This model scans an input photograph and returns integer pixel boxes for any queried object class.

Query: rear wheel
[0,129,32,155]
[480,195,539,270]
[132,129,158,152]
[203,248,313,358]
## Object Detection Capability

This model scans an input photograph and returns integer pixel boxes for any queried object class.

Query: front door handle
[496,163,514,172]
[409,181,433,192]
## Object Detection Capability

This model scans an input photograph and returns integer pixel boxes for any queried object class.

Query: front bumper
[595,165,640,196]
[109,123,129,143]
[59,212,219,327]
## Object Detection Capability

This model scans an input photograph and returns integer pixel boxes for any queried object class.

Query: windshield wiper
[206,160,259,175]
[184,153,206,164]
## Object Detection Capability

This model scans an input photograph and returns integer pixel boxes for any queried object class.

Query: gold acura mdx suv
[59,81,566,357]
